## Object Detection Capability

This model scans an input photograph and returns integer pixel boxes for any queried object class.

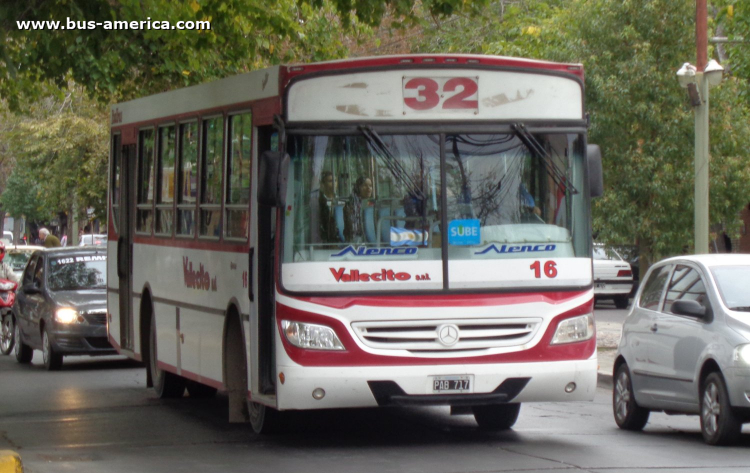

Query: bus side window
[200,116,224,238]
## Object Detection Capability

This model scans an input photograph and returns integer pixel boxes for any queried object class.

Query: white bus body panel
[130,243,250,387]
[287,70,583,123]
[273,290,596,410]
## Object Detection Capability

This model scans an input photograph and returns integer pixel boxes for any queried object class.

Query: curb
[0,450,23,473]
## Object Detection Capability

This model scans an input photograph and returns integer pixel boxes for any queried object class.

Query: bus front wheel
[472,403,521,430]
[248,400,281,434]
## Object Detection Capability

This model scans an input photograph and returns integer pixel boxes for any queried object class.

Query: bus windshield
[282,131,589,290]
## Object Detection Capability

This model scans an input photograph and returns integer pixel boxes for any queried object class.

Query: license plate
[431,375,472,393]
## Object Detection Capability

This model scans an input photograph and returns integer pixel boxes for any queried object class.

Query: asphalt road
[2,332,750,473]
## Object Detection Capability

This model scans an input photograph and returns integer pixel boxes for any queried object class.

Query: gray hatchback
[613,254,750,445]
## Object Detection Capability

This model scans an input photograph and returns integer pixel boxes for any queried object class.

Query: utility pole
[694,0,709,254]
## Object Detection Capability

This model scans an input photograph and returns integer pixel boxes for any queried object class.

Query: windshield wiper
[512,123,579,195]
[359,126,425,200]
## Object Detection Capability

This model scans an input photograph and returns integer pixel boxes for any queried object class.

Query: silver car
[613,254,750,445]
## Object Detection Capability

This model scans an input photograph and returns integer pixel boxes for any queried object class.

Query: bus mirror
[587,144,603,198]
[258,151,290,207]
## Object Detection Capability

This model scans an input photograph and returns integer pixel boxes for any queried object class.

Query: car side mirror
[671,299,708,318]
[23,283,41,295]
[587,144,603,198]
[258,151,290,208]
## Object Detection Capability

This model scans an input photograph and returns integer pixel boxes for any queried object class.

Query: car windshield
[593,246,623,261]
[6,252,31,272]
[711,266,750,311]
[47,254,106,291]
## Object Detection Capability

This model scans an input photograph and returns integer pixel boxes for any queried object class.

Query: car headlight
[734,345,750,365]
[551,313,594,345]
[281,320,345,351]
[55,308,79,324]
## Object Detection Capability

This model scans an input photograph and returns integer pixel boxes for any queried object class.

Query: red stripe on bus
[276,298,595,367]
[292,290,589,310]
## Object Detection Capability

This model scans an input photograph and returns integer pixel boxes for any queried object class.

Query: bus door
[116,142,136,352]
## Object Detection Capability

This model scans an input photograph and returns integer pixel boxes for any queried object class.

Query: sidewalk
[596,321,621,388]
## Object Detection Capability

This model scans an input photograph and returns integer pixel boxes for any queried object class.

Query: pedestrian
[39,228,61,248]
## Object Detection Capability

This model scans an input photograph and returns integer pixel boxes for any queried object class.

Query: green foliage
[0,88,108,223]
[414,0,750,269]
[0,0,488,109]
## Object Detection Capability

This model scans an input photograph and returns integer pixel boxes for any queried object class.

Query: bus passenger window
[225,112,251,240]
[136,128,155,234]
[200,116,223,238]
[177,122,198,236]
[156,125,176,236]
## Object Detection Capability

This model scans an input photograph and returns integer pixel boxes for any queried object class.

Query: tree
[0,0,488,109]
[412,0,750,269]
[0,86,109,232]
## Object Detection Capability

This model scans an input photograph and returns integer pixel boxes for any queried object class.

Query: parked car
[1,231,12,245]
[613,254,750,445]
[79,234,107,246]
[5,245,44,280]
[593,244,633,308]
[12,246,114,370]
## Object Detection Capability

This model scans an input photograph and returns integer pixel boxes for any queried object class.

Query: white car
[79,234,107,246]
[593,244,633,308]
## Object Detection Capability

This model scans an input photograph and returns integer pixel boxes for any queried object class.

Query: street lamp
[676,58,724,254]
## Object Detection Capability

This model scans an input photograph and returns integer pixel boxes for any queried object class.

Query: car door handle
[650,323,658,332]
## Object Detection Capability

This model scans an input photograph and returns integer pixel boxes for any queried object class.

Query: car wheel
[149,315,185,398]
[248,400,282,434]
[700,372,742,445]
[1,314,14,355]
[613,363,649,431]
[472,404,521,430]
[13,323,32,364]
[42,327,63,371]
[614,296,629,309]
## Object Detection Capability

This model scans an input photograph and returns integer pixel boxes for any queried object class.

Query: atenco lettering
[330,268,411,283]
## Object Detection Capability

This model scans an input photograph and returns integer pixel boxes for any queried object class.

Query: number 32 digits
[404,78,478,110]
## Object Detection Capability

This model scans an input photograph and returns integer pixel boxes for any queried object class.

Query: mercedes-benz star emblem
[437,324,460,347]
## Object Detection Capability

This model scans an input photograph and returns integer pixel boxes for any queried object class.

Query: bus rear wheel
[149,315,185,398]
[472,403,521,430]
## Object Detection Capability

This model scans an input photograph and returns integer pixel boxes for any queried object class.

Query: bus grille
[351,318,542,352]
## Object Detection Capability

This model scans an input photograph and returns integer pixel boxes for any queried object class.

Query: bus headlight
[55,308,79,324]
[551,313,594,345]
[281,320,345,351]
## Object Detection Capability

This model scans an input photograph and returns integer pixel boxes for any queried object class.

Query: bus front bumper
[274,356,597,411]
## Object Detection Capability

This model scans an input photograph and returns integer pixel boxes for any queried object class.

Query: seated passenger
[317,171,338,243]
[344,176,373,243]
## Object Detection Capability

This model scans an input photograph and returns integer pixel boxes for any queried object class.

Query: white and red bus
[107,54,603,433]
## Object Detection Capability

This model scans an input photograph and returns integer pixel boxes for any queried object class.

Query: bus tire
[248,400,282,434]
[149,313,185,398]
[472,403,521,430]
[186,380,217,399]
